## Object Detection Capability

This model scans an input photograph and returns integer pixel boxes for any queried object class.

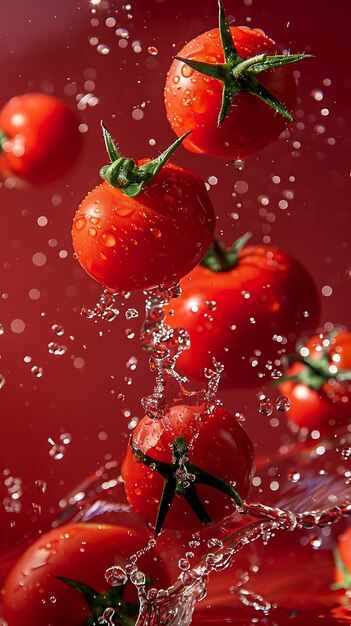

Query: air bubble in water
[105,566,128,587]
[276,395,291,412]
[259,399,273,416]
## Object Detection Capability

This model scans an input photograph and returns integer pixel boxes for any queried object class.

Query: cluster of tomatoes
[1,1,351,625]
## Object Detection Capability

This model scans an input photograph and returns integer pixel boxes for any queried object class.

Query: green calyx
[56,576,138,626]
[131,435,245,538]
[99,122,190,197]
[201,232,252,272]
[278,330,351,391]
[175,0,313,126]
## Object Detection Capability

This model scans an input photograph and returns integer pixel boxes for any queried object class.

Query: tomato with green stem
[0,93,82,184]
[72,124,215,292]
[121,404,255,536]
[278,329,351,433]
[164,0,312,160]
[1,523,169,626]
[166,235,320,389]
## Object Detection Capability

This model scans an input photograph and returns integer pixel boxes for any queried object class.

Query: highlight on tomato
[0,93,82,184]
[164,0,312,161]
[1,523,169,626]
[278,328,351,434]
[72,124,215,293]
[166,234,320,389]
[121,404,255,536]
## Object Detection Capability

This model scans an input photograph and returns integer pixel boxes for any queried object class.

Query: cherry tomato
[121,405,254,533]
[279,330,351,433]
[164,19,300,160]
[167,241,320,389]
[0,93,82,184]
[1,523,169,626]
[72,160,215,292]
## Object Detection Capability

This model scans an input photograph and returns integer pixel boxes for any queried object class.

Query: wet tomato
[279,330,351,433]
[72,160,215,292]
[0,93,81,184]
[164,1,308,160]
[1,523,169,626]
[121,405,254,535]
[167,238,320,389]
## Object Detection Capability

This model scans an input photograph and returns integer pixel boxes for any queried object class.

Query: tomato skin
[0,93,81,184]
[167,246,320,389]
[279,331,351,433]
[1,523,168,626]
[72,161,215,292]
[164,27,297,160]
[121,406,255,532]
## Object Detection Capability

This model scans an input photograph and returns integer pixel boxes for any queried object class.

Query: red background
[0,0,350,569]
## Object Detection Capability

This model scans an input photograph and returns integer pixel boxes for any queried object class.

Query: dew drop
[181,65,193,78]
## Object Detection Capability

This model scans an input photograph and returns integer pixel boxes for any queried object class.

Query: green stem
[99,122,191,197]
[176,0,313,126]
[201,232,252,272]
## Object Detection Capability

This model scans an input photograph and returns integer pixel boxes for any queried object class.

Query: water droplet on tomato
[181,65,194,78]
[88,227,97,237]
[172,75,180,84]
[102,232,116,247]
[74,217,86,231]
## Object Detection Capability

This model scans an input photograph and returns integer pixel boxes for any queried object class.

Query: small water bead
[207,538,224,549]
[98,608,115,625]
[341,447,351,460]
[178,558,191,571]
[31,365,44,378]
[48,342,68,356]
[205,553,223,567]
[125,308,139,320]
[205,300,217,311]
[48,439,65,461]
[271,369,282,380]
[51,324,64,336]
[148,46,158,55]
[258,399,273,416]
[130,570,146,586]
[35,479,47,493]
[288,471,301,483]
[276,395,291,412]
[0,375,6,389]
[49,596,57,604]
[0,324,4,335]
[105,566,128,587]
[310,536,322,550]
[60,433,72,445]
[233,159,245,170]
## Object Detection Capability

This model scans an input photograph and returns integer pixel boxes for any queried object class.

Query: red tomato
[167,243,320,389]
[0,93,81,184]
[72,160,215,292]
[121,405,254,533]
[279,331,351,433]
[165,25,298,160]
[1,523,169,626]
